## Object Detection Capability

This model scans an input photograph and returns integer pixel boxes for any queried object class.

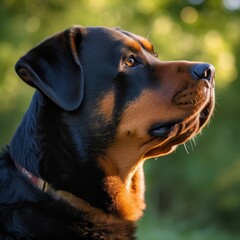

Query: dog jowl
[0,26,215,239]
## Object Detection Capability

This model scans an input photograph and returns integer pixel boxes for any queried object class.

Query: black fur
[0,26,140,240]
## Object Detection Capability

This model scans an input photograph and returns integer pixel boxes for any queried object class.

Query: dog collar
[15,164,77,201]
[16,163,47,191]
[15,163,112,219]
[15,163,72,199]
[15,163,96,211]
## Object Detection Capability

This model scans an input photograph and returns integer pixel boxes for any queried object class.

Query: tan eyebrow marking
[137,36,154,53]
[125,39,141,52]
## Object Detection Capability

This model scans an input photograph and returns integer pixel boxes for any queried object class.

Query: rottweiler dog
[0,26,215,239]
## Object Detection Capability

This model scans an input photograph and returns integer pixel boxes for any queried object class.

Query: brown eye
[125,57,136,67]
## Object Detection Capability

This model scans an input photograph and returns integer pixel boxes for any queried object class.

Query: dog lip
[148,121,180,138]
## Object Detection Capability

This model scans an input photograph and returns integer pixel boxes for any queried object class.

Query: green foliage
[1,0,239,239]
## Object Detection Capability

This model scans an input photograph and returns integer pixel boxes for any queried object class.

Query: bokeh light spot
[136,0,158,14]
[153,17,173,35]
[204,30,223,51]
[181,7,198,24]
[223,0,240,11]
[217,52,238,87]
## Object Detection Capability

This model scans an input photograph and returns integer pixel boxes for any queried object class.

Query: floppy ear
[15,26,85,111]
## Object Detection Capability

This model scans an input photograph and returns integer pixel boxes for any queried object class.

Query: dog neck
[16,158,146,222]
[9,91,146,222]
[14,162,136,238]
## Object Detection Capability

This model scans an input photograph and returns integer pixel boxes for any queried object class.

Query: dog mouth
[148,94,214,138]
[144,96,214,158]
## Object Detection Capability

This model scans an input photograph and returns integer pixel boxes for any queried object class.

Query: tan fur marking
[96,63,212,223]
[127,40,141,52]
[98,91,115,120]
[117,89,191,144]
[99,159,146,221]
[139,37,154,52]
[96,89,191,221]
[125,37,153,54]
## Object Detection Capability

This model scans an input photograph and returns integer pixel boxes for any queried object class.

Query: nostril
[191,63,215,81]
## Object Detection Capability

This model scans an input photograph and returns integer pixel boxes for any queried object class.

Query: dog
[0,26,215,239]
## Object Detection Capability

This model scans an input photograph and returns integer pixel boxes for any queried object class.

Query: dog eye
[125,56,136,67]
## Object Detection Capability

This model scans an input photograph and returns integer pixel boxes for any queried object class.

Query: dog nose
[191,63,215,82]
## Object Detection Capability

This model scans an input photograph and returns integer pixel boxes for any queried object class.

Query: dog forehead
[84,27,153,53]
[84,27,126,46]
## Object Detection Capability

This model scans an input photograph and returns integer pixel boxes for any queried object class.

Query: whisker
[190,140,194,151]
[183,143,189,154]
[192,137,197,147]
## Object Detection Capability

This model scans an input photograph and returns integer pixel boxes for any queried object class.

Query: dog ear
[15,26,85,111]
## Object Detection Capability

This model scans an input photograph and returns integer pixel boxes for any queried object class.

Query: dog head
[15,26,215,182]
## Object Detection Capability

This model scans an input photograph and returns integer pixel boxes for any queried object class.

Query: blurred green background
[0,0,240,239]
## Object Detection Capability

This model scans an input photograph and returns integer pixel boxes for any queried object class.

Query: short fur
[0,26,215,239]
